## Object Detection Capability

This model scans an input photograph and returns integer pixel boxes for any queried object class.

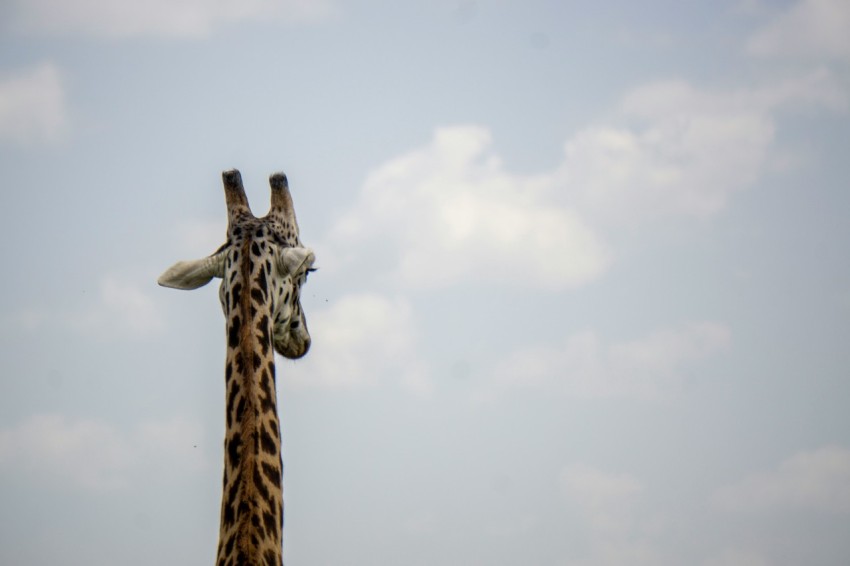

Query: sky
[1,0,849,564]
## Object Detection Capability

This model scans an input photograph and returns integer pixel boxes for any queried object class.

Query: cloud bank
[8,274,165,338]
[289,293,430,395]
[477,322,730,401]
[327,125,610,290]
[747,0,850,60]
[324,71,844,291]
[714,445,850,513]
[0,414,206,490]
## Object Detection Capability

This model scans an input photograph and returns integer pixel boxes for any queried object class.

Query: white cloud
[746,67,847,111]
[747,0,850,60]
[8,0,337,39]
[713,445,850,513]
[0,414,206,490]
[327,125,611,290]
[477,322,730,402]
[560,69,845,225]
[560,464,664,566]
[569,102,770,222]
[73,275,166,336]
[558,463,779,566]
[289,293,430,395]
[9,275,165,338]
[0,62,66,145]
[326,72,843,291]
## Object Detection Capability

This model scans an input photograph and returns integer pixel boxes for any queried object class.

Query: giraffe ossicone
[159,169,315,565]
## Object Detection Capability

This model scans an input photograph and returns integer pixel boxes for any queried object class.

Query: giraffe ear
[158,252,226,290]
[277,247,315,277]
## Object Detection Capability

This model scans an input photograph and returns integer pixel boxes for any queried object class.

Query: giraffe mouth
[275,334,311,359]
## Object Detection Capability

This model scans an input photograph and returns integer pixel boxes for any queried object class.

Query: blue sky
[1,0,850,564]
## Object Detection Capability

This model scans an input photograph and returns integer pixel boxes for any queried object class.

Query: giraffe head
[158,169,315,359]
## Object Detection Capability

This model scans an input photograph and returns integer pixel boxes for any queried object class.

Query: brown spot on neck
[230,237,281,563]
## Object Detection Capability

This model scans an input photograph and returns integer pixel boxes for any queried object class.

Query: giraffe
[158,169,315,566]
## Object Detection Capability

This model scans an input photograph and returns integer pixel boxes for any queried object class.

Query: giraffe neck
[217,239,284,566]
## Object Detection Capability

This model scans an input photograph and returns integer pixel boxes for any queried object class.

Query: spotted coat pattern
[159,170,314,566]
